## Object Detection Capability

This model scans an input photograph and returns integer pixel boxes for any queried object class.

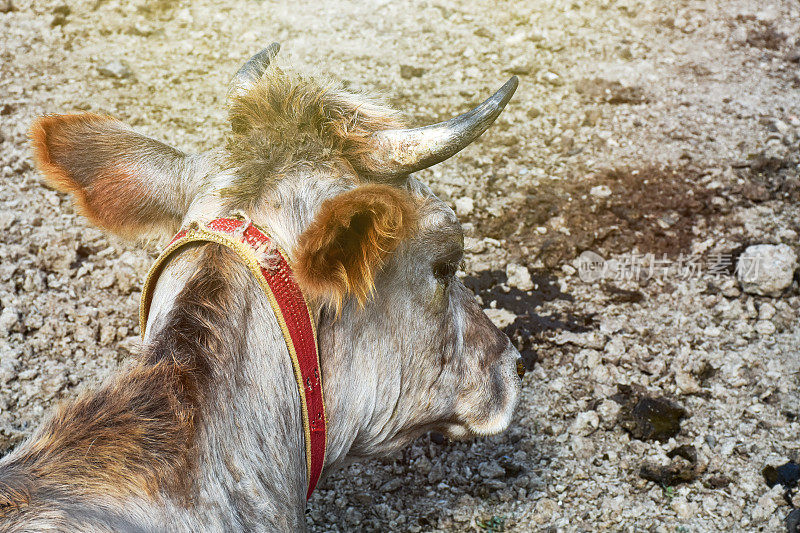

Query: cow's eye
[432,260,458,282]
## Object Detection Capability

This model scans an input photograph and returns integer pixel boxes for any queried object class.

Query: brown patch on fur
[224,68,403,206]
[30,113,185,238]
[0,467,32,517]
[294,184,418,311]
[0,245,243,505]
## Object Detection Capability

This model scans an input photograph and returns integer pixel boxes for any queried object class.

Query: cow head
[30,44,522,463]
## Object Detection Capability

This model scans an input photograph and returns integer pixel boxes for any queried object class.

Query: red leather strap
[142,217,326,499]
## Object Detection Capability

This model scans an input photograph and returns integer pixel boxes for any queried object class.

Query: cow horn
[229,42,281,96]
[362,76,518,178]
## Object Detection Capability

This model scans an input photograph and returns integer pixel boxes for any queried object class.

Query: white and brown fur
[0,63,521,531]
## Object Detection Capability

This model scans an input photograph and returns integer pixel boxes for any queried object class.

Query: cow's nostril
[516,358,526,379]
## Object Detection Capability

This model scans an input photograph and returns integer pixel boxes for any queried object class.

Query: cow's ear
[294,184,418,311]
[30,113,203,239]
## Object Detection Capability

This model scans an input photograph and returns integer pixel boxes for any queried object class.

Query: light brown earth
[2,0,800,530]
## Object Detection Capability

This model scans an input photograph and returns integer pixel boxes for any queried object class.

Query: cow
[0,43,522,532]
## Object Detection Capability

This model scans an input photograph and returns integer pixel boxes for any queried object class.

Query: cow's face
[30,44,521,460]
[306,179,521,456]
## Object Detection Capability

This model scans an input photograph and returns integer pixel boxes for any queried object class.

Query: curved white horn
[362,76,518,178]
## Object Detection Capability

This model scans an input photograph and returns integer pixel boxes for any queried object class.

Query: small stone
[0,212,16,231]
[100,324,116,344]
[399,65,425,79]
[759,303,777,320]
[583,108,602,126]
[0,0,14,13]
[554,330,606,349]
[527,106,543,119]
[380,478,403,492]
[675,370,700,394]
[506,263,533,291]
[98,60,134,79]
[428,463,444,483]
[344,507,363,525]
[478,461,506,479]
[0,307,19,335]
[590,185,612,198]
[454,196,474,217]
[596,399,621,429]
[541,71,561,85]
[752,486,782,522]
[670,496,696,520]
[130,22,154,36]
[505,59,534,75]
[484,308,517,329]
[569,411,600,436]
[737,244,797,297]
[532,498,559,524]
[754,320,776,336]
[732,26,748,44]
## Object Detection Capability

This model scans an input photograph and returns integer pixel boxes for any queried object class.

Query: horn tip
[504,76,519,95]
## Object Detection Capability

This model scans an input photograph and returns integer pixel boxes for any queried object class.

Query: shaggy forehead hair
[223,67,403,206]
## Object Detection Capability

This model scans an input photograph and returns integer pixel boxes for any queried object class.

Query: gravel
[2,0,800,531]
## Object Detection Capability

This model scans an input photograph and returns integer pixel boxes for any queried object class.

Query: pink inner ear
[30,113,185,238]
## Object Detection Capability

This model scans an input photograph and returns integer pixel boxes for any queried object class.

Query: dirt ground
[2,0,800,531]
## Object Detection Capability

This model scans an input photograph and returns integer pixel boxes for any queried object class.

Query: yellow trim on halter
[139,224,317,484]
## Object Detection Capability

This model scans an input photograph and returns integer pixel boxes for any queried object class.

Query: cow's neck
[143,244,312,530]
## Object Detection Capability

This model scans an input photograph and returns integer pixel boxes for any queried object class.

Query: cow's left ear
[31,113,204,239]
[294,184,418,311]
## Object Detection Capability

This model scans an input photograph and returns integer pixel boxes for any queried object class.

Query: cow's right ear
[293,184,418,312]
[31,113,203,239]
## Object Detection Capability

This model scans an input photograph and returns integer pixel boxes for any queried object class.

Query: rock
[380,478,403,492]
[399,65,425,79]
[554,330,606,349]
[98,60,134,79]
[737,244,797,297]
[0,0,13,13]
[478,461,506,479]
[130,22,155,36]
[569,411,599,436]
[596,399,621,429]
[505,263,533,291]
[675,370,700,394]
[541,71,561,85]
[752,486,782,522]
[786,509,800,533]
[758,303,777,320]
[762,460,800,489]
[454,196,474,217]
[484,308,516,329]
[0,306,19,335]
[670,496,696,520]
[613,384,688,441]
[505,59,534,75]
[754,320,776,336]
[344,507,363,525]
[532,498,559,524]
[732,26,748,44]
[590,185,612,198]
[428,463,444,483]
[0,212,19,231]
[583,108,602,126]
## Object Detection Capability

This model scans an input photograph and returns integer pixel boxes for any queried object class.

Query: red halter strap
[140,217,326,499]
